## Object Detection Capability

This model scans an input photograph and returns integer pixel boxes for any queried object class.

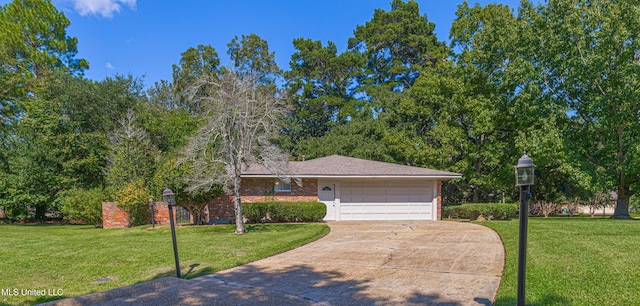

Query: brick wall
[102,202,129,228]
[208,195,236,224]
[102,202,177,229]
[207,178,319,221]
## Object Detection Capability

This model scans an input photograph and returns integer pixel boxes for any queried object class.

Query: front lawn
[0,223,329,305]
[480,218,640,305]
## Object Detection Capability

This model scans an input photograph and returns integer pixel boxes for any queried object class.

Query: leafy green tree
[280,38,364,154]
[0,0,88,127]
[437,1,589,206]
[47,73,142,189]
[0,0,89,216]
[293,116,394,162]
[0,0,88,82]
[227,33,280,86]
[153,156,222,225]
[518,0,640,218]
[171,44,222,114]
[1,125,70,219]
[0,72,142,219]
[386,61,504,203]
[137,95,202,155]
[348,0,447,92]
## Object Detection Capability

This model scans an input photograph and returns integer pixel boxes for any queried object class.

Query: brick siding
[207,178,319,221]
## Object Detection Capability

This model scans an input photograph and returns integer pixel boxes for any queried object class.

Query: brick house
[208,155,461,222]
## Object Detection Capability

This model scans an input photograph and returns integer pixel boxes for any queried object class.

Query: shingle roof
[243,155,461,179]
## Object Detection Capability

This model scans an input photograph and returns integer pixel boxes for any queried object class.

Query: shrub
[243,202,269,222]
[57,188,104,227]
[443,203,518,220]
[243,201,326,223]
[114,182,151,227]
[530,201,560,217]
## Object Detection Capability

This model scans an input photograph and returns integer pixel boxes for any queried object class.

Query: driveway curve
[46,221,504,306]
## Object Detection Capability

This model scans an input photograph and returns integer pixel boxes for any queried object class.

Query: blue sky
[4,0,522,86]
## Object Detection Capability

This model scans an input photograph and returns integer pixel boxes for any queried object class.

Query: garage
[339,179,435,220]
[319,179,438,221]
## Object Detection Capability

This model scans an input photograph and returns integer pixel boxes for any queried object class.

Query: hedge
[243,201,326,223]
[442,203,518,220]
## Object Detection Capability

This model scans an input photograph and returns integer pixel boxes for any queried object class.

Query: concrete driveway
[45,221,504,306]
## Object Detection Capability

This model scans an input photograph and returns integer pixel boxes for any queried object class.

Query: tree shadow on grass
[495,294,570,305]
[46,264,472,305]
[145,262,217,281]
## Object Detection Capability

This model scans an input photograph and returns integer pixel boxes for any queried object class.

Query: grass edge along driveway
[0,223,330,305]
[480,218,640,305]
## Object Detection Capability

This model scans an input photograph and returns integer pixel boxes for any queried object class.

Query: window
[274,180,292,192]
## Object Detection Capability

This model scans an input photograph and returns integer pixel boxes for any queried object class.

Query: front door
[319,184,336,220]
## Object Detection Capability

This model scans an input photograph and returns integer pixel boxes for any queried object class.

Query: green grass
[0,223,329,305]
[479,218,640,305]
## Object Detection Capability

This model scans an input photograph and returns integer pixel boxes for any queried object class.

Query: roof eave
[242,174,463,179]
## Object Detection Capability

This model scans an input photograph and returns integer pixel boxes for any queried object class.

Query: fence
[175,206,191,223]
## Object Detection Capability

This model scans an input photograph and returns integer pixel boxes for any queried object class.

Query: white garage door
[339,179,434,220]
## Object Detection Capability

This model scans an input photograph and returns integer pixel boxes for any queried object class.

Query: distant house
[577,192,618,216]
[207,155,461,222]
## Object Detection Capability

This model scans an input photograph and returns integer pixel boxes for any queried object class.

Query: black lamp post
[162,188,181,278]
[515,152,535,306]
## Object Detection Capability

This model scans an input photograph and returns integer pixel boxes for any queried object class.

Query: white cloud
[68,0,136,18]
[106,62,114,69]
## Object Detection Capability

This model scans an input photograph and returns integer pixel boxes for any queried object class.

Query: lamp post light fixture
[162,188,181,279]
[515,152,535,306]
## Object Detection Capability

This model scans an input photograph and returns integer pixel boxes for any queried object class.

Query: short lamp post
[162,188,181,279]
[515,152,535,306]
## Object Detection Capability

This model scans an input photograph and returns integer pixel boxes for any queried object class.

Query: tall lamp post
[162,188,181,278]
[515,152,535,306]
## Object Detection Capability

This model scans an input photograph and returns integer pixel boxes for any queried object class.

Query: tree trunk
[612,185,632,219]
[472,188,480,203]
[472,157,481,203]
[34,204,47,220]
[613,125,632,219]
[190,206,205,225]
[233,175,246,233]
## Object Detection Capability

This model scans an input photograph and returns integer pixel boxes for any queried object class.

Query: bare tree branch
[181,68,290,233]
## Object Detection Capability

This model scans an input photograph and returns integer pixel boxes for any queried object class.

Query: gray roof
[243,155,461,179]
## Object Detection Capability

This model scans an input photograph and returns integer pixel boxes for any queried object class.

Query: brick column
[102,202,130,228]
[153,202,176,224]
